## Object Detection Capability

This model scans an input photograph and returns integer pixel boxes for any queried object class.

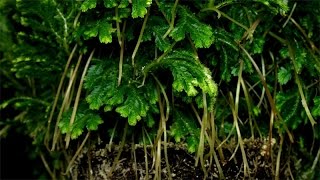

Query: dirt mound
[71,138,291,179]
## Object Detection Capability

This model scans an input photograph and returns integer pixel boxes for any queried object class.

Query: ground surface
[71,138,290,179]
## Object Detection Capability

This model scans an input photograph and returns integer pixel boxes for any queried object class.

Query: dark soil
[71,138,290,179]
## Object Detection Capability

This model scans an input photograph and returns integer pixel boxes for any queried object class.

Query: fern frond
[170,110,200,153]
[276,90,302,130]
[312,96,320,118]
[103,0,117,8]
[145,50,218,109]
[170,6,214,48]
[80,18,116,44]
[81,0,97,12]
[84,60,158,126]
[59,103,103,139]
[131,0,152,18]
[278,66,292,85]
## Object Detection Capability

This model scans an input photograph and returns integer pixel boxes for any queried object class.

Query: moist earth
[71,138,290,179]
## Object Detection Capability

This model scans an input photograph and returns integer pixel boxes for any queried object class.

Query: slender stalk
[153,79,172,180]
[268,31,288,45]
[51,54,83,151]
[115,7,121,45]
[195,92,208,177]
[210,111,225,180]
[108,121,118,152]
[87,147,94,180]
[40,152,56,180]
[239,44,294,143]
[45,44,78,149]
[311,146,320,171]
[131,135,138,180]
[201,7,249,31]
[258,56,266,108]
[162,0,179,39]
[275,135,284,180]
[118,21,127,86]
[229,141,240,161]
[282,2,297,29]
[142,128,149,179]
[240,78,254,138]
[65,49,95,148]
[132,7,151,66]
[73,11,81,29]
[108,122,128,177]
[288,44,317,126]
[232,60,250,177]
[63,132,90,175]
[229,92,250,177]
[191,104,225,179]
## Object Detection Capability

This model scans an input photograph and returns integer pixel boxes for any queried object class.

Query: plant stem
[65,49,95,148]
[275,134,284,180]
[132,7,151,66]
[115,7,121,46]
[118,21,127,86]
[154,75,172,180]
[162,0,179,39]
[63,131,90,175]
[109,122,128,177]
[196,92,208,177]
[201,7,249,31]
[229,92,250,177]
[40,152,56,180]
[311,146,320,171]
[239,44,294,143]
[282,2,297,29]
[51,53,83,151]
[45,44,77,150]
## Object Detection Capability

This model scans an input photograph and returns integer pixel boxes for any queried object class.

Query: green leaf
[84,60,158,126]
[278,67,292,85]
[220,46,232,82]
[254,0,289,14]
[163,51,217,97]
[276,91,302,130]
[170,6,213,48]
[312,96,320,117]
[59,103,103,139]
[252,37,265,54]
[103,0,117,8]
[115,88,149,125]
[119,0,129,8]
[83,22,99,39]
[81,18,115,44]
[294,43,307,73]
[145,50,217,109]
[81,0,97,12]
[170,110,200,153]
[86,113,104,130]
[214,28,238,51]
[154,26,171,51]
[131,0,152,18]
[99,20,116,44]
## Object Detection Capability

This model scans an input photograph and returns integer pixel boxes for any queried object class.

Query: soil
[70,138,291,179]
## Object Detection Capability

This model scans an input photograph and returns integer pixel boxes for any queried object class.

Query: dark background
[0,84,38,179]
[0,131,36,179]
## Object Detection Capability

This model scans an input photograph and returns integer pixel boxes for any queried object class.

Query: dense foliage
[1,0,319,179]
